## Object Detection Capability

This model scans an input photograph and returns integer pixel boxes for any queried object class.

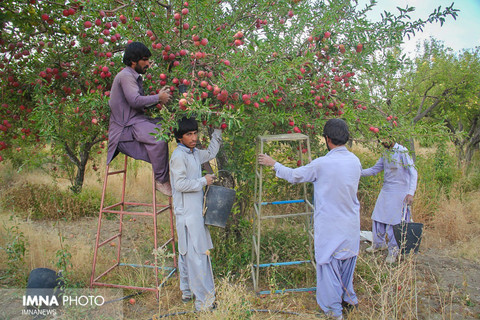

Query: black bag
[393,205,423,254]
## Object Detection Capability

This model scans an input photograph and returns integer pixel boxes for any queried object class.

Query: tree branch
[63,142,80,168]
[413,87,453,124]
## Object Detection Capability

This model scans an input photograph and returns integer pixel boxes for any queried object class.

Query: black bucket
[204,185,236,228]
[393,221,424,254]
[25,268,64,309]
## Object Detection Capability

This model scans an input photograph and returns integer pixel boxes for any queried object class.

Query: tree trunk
[72,162,86,194]
[71,144,93,193]
[408,138,416,163]
[465,118,480,166]
[63,136,99,194]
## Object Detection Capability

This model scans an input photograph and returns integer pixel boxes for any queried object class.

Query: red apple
[179,98,187,107]
[356,43,363,53]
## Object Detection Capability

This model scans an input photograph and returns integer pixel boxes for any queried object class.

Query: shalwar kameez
[273,146,361,318]
[361,143,418,256]
[169,129,222,311]
[107,66,169,183]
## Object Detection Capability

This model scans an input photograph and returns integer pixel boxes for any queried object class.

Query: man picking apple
[258,119,361,319]
[106,42,172,196]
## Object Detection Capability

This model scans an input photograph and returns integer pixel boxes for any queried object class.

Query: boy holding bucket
[169,117,222,311]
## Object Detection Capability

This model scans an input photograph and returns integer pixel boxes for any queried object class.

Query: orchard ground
[1,142,480,319]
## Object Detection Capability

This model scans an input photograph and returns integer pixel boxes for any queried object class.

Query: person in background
[258,118,361,320]
[107,41,172,196]
[361,139,418,264]
[169,117,222,311]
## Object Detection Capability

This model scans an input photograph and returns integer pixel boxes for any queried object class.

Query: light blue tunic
[170,129,222,256]
[170,129,222,310]
[273,146,361,265]
[361,143,418,225]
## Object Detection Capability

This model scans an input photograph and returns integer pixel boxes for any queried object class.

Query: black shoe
[196,301,217,312]
[209,301,217,311]
[341,301,358,313]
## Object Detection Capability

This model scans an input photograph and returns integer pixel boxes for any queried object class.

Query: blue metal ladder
[252,134,316,294]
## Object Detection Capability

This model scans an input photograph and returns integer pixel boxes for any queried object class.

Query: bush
[433,143,459,192]
[0,221,29,285]
[211,213,252,277]
[1,183,100,220]
[460,166,480,193]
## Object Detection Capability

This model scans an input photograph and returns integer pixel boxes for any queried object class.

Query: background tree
[391,39,480,165]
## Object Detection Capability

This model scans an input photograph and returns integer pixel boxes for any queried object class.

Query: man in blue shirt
[259,119,361,319]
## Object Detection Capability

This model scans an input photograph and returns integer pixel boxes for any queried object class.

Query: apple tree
[0,0,458,195]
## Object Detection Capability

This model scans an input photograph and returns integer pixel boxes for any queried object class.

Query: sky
[358,0,480,55]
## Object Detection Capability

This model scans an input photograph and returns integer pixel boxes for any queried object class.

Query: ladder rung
[107,169,126,175]
[260,199,305,205]
[98,233,121,247]
[260,212,313,219]
[254,260,312,268]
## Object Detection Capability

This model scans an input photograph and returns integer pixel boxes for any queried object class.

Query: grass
[1,144,480,319]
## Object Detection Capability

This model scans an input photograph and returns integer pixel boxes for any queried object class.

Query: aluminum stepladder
[252,133,316,294]
[90,154,177,299]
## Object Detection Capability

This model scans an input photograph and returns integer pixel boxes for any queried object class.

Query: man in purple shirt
[258,119,361,319]
[107,42,172,196]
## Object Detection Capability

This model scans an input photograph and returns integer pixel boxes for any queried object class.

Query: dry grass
[421,187,480,262]
[0,214,96,286]
[1,143,480,319]
[353,253,420,319]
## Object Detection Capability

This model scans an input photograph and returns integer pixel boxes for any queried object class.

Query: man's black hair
[174,117,198,142]
[123,42,152,66]
[322,118,350,146]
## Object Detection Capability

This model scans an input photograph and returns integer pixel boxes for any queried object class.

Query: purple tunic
[107,66,169,182]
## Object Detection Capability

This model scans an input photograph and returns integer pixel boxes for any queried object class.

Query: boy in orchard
[169,117,222,311]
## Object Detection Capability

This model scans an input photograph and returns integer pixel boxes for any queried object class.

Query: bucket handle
[401,203,412,222]
[202,185,210,217]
